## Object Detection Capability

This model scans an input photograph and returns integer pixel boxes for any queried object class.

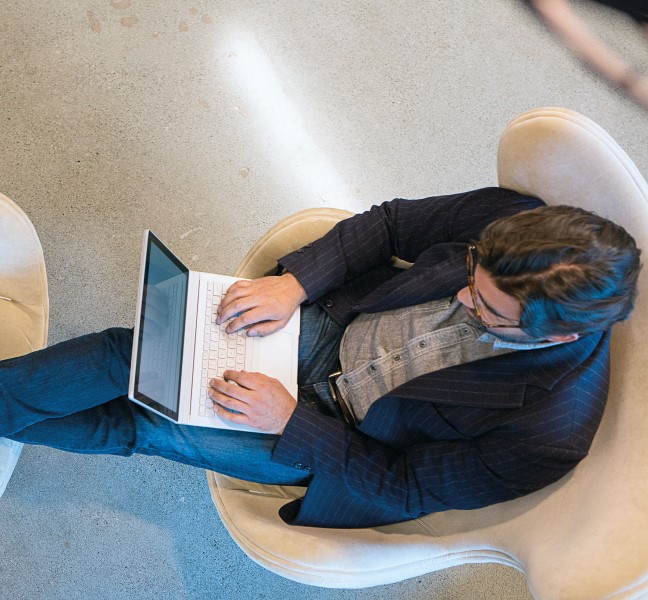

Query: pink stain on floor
[87,11,101,33]
[120,15,139,28]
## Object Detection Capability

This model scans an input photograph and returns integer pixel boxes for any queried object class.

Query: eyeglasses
[466,244,522,329]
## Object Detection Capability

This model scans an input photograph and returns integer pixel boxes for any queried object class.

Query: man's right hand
[216,272,307,337]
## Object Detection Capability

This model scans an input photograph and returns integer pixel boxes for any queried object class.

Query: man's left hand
[208,370,297,434]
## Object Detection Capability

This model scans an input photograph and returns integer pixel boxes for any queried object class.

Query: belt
[327,370,357,425]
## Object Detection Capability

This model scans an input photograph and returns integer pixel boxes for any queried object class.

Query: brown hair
[476,205,642,338]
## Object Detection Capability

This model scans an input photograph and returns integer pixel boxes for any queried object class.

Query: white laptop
[128,230,300,432]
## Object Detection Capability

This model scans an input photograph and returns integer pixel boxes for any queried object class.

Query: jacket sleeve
[277,187,544,303]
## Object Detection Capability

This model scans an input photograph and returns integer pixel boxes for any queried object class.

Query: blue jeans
[1,304,345,486]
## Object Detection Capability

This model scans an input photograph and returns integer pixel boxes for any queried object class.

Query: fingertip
[248,324,272,337]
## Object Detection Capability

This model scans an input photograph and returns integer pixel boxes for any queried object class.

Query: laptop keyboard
[198,281,246,418]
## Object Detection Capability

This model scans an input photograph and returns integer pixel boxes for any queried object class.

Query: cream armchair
[0,192,49,495]
[206,108,648,599]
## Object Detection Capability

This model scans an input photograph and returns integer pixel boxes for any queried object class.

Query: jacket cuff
[272,403,349,475]
[278,248,326,303]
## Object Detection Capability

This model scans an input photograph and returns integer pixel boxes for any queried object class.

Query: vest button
[324,298,334,308]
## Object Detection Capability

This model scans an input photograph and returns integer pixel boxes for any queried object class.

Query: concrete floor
[0,1,646,599]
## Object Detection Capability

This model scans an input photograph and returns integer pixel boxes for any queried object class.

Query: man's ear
[547,333,580,344]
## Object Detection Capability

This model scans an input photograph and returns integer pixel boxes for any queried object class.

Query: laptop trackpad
[254,332,299,397]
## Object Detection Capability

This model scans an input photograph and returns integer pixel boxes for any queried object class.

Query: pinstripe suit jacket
[272,187,610,528]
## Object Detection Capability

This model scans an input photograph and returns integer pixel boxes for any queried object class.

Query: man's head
[456,205,641,342]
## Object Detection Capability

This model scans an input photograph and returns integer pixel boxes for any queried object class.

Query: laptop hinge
[179,270,200,424]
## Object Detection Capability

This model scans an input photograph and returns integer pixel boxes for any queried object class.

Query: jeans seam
[16,441,133,455]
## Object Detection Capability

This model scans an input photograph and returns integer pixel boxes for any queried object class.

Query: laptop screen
[133,232,189,421]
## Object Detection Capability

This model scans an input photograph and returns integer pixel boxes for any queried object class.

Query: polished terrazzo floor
[0,1,646,599]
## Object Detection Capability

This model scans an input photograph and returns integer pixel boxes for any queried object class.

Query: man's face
[456,263,579,344]
[457,263,526,339]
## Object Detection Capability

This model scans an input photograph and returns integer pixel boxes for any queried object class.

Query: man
[1,187,640,528]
